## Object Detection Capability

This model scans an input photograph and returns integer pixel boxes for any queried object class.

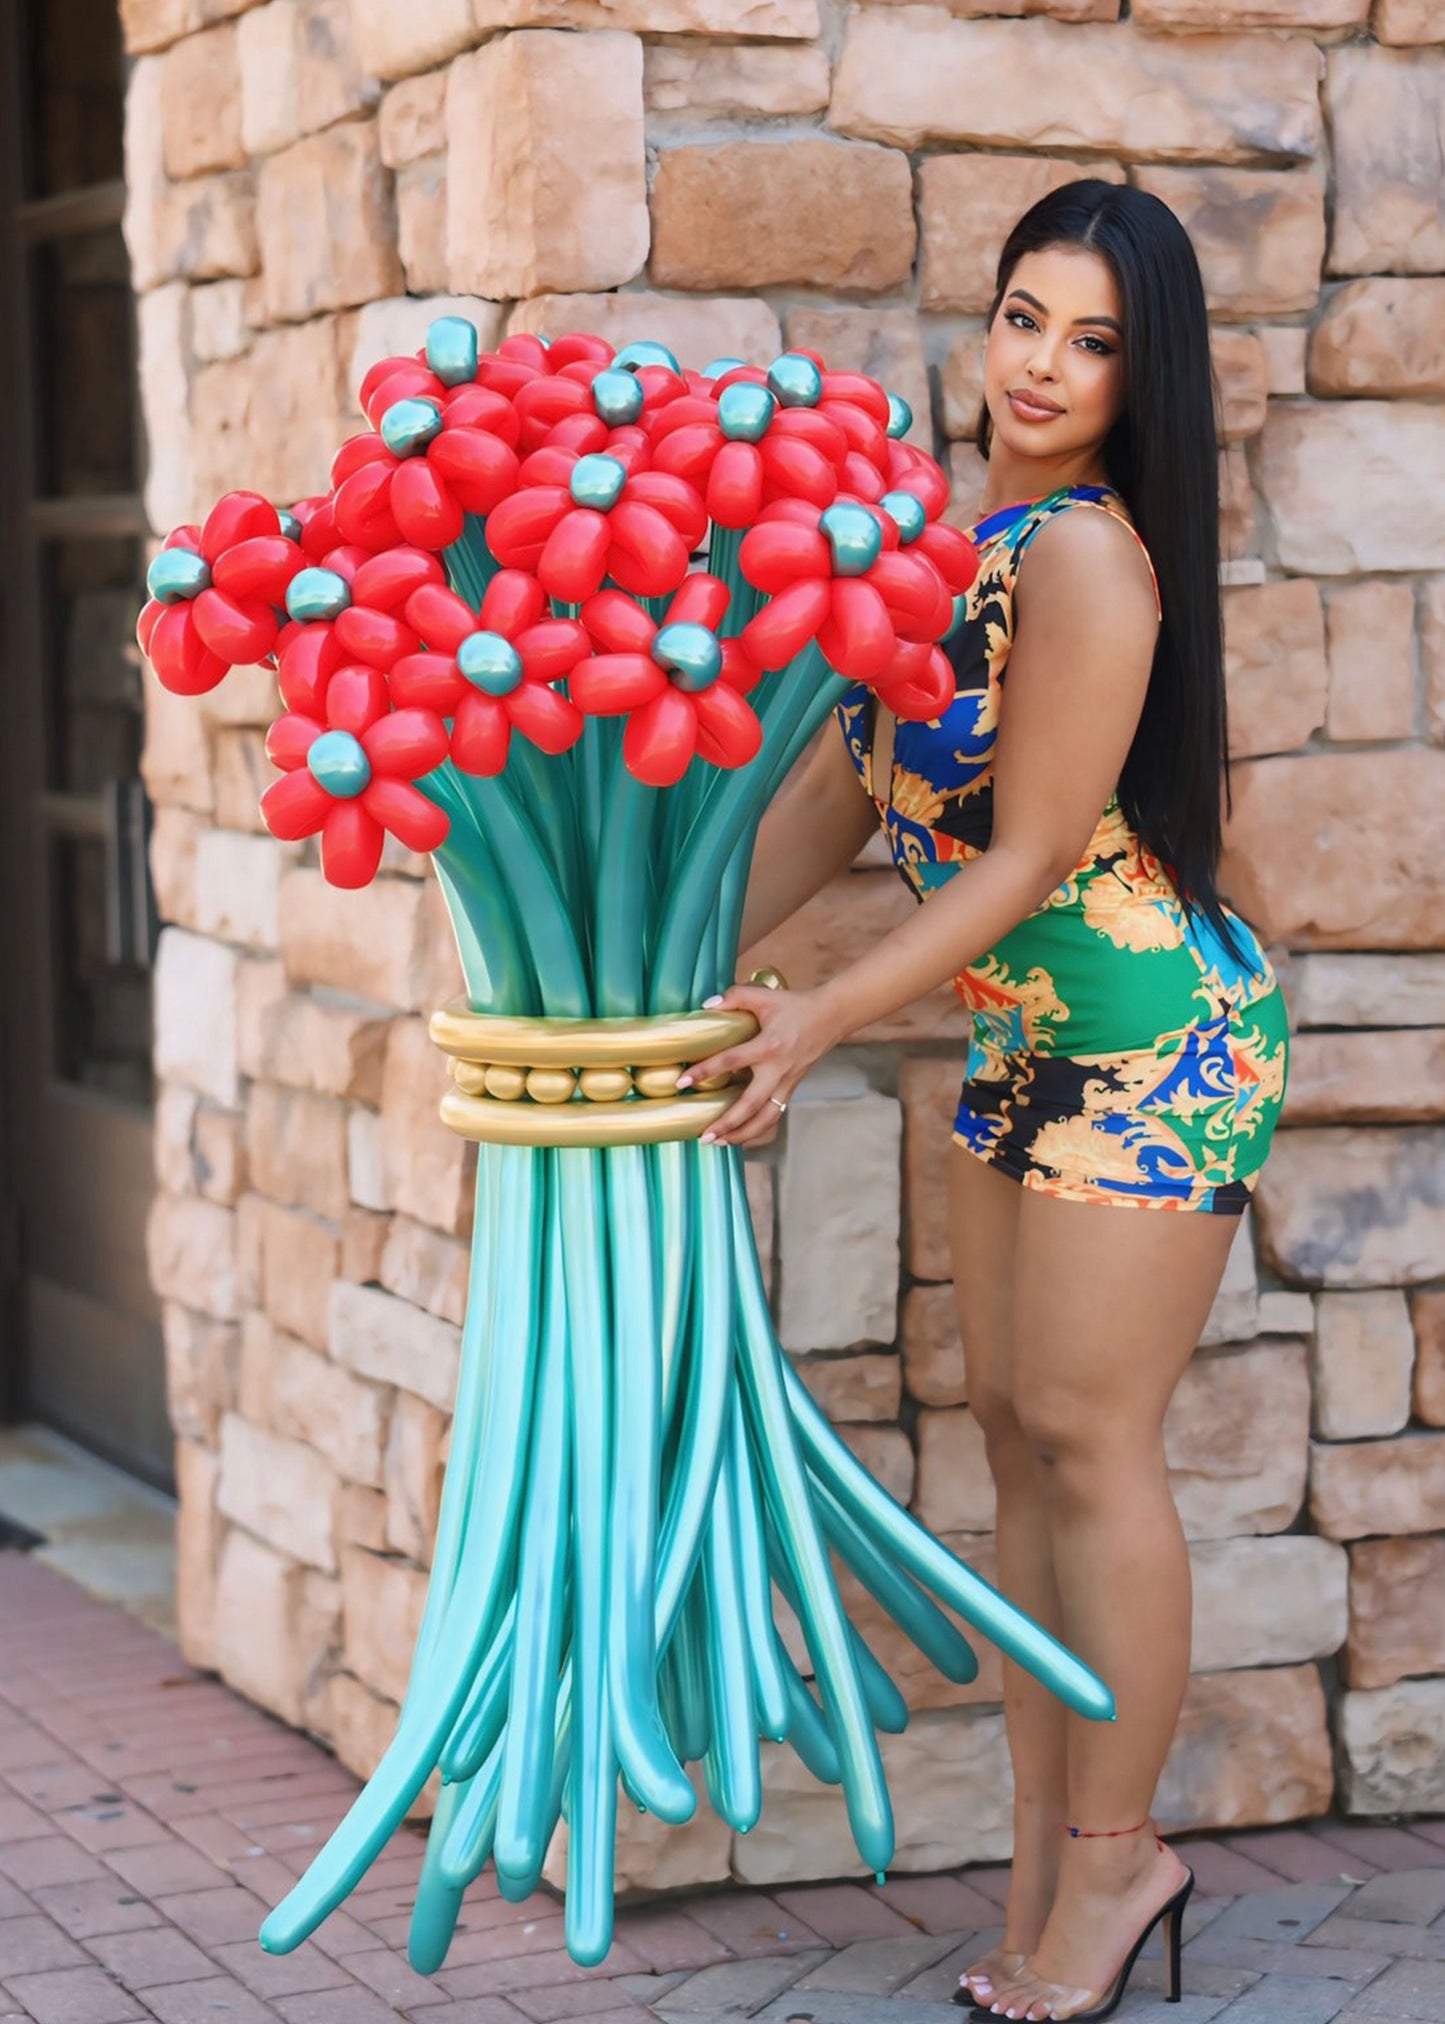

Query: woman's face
[982,244,1126,466]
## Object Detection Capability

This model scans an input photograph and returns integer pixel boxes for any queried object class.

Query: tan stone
[1346,1536,1445,1688]
[214,733,275,840]
[347,1107,387,1214]
[898,1057,958,1284]
[1190,1535,1348,1674]
[383,1393,446,1562]
[194,1105,246,1206]
[147,1190,240,1321]
[126,58,258,294]
[1340,1679,1445,1813]
[1212,331,1268,442]
[256,1196,339,1350]
[191,317,350,511]
[777,1066,900,1352]
[1222,579,1326,761]
[1257,1128,1445,1288]
[393,156,448,296]
[919,155,1126,316]
[341,1545,427,1705]
[839,1424,914,1508]
[149,806,205,928]
[1260,1290,1315,1336]
[162,1303,237,1443]
[330,1281,461,1413]
[378,1216,467,1326]
[335,1485,388,1555]
[212,1527,338,1728]
[1199,1212,1260,1349]
[355,0,476,80]
[733,1705,1012,1884]
[644,42,830,116]
[831,14,1321,161]
[447,33,647,299]
[1309,279,1445,399]
[1259,325,1308,396]
[1310,1292,1415,1439]
[781,306,931,452]
[234,957,285,1079]
[473,0,821,28]
[941,325,987,442]
[914,1407,994,1534]
[1374,0,1445,42]
[280,868,434,1010]
[239,0,380,156]
[1164,1340,1310,1540]
[901,1283,965,1408]
[122,0,202,52]
[379,73,447,168]
[380,1018,473,1236]
[1156,1666,1333,1831]
[142,674,213,814]
[256,124,402,324]
[217,1411,340,1571]
[1324,580,1417,743]
[161,23,243,177]
[155,1083,199,1197]
[1311,1432,1445,1540]
[1413,1290,1445,1425]
[348,298,504,400]
[1134,167,1326,319]
[1265,402,1445,573]
[192,829,282,952]
[267,1331,388,1489]
[1327,45,1445,275]
[1134,0,1366,20]
[651,139,914,295]
[1219,444,1256,561]
[1223,753,1445,947]
[247,1083,350,1223]
[340,1206,389,1286]
[174,1439,221,1671]
[1425,578,1445,745]
[868,0,1119,13]
[509,291,784,374]
[794,1353,902,1425]
[1292,954,1445,1030]
[242,989,391,1105]
[137,284,193,537]
[1283,1031,1445,1126]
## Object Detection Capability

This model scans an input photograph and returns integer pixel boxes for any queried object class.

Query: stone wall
[124,0,1445,1884]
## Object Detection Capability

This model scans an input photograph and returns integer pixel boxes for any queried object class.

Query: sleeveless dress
[835,482,1290,1213]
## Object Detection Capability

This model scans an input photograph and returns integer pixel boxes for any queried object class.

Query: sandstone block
[216,1410,341,1571]
[267,1333,388,1489]
[348,299,505,404]
[651,139,914,294]
[348,1106,387,1214]
[1413,1290,1445,1425]
[1199,1211,1260,1348]
[161,23,244,178]
[1324,580,1417,742]
[1164,1340,1310,1540]
[378,1216,467,1326]
[155,1083,200,1197]
[509,291,783,373]
[341,1546,427,1705]
[330,1281,461,1413]
[941,325,987,442]
[243,988,391,1105]
[1426,578,1445,744]
[379,72,447,167]
[380,1017,473,1235]
[839,1423,914,1508]
[1309,279,1445,399]
[1260,1290,1314,1335]
[137,284,193,537]
[256,1196,339,1350]
[324,1672,396,1786]
[355,0,476,79]
[340,1206,389,1287]
[914,1407,994,1534]
[783,307,931,450]
[280,868,433,1008]
[1327,45,1445,275]
[1255,1126,1445,1288]
[246,1082,350,1223]
[142,671,214,814]
[1156,1665,1333,1830]
[1283,1031,1445,1126]
[1340,1678,1445,1813]
[1374,0,1445,41]
[174,1438,221,1671]
[473,1,821,29]
[257,123,402,323]
[1311,1292,1414,1440]
[1310,1431,1445,1540]
[1261,403,1445,574]
[777,1067,900,1351]
[899,1057,958,1283]
[126,54,257,293]
[1189,1535,1348,1673]
[919,154,1125,315]
[212,1527,338,1728]
[239,0,379,157]
[1133,167,1326,318]
[794,1352,901,1425]
[1292,954,1445,1030]
[1219,443,1256,561]
[1212,330,1268,442]
[396,158,448,295]
[234,957,286,1079]
[192,316,350,510]
[190,279,248,364]
[866,0,1119,14]
[1223,753,1445,948]
[193,829,282,951]
[1259,324,1308,395]
[831,14,1321,161]
[193,1105,246,1206]
[162,1303,237,1443]
[1222,579,1326,761]
[122,0,202,52]
[901,1283,965,1408]
[149,806,204,927]
[154,928,238,1106]
[447,32,647,299]
[1346,1536,1445,1690]
[1134,0,1366,21]
[383,1393,446,1562]
[645,42,829,116]
[335,1485,388,1554]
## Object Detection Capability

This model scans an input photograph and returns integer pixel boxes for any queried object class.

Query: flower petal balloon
[487,450,707,603]
[136,491,305,693]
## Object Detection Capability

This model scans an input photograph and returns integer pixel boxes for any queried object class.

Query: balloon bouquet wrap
[139,319,1116,1972]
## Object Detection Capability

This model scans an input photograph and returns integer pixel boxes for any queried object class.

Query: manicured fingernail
[702,994,724,1007]
[700,1130,716,1144]
[675,1073,693,1089]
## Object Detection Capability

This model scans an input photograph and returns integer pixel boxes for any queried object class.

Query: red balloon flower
[332,388,523,553]
[137,492,305,695]
[486,450,706,604]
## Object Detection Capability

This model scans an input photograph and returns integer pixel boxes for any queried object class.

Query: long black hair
[977,178,1249,964]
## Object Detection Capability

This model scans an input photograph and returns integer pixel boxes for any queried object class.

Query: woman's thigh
[947,1145,1025,1429]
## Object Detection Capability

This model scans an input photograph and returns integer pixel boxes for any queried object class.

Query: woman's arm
[736,710,880,954]
[685,507,1162,1144]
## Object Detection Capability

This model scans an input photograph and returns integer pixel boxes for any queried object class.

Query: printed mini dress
[835,482,1290,1213]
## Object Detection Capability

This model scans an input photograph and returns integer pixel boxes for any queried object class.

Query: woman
[681,180,1290,2022]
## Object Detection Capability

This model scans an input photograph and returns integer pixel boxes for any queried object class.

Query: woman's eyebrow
[1007,287,1123,335]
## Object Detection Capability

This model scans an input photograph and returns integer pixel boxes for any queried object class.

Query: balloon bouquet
[138,319,1115,1973]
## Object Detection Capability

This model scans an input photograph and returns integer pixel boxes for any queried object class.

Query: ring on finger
[767,1095,788,1113]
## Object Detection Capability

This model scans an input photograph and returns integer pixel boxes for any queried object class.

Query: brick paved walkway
[3,1554,1445,2024]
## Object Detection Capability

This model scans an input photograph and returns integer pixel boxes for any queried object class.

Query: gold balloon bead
[578,1066,634,1103]
[453,1060,490,1096]
[749,966,789,992]
[483,1062,528,1102]
[525,1065,578,1106]
[634,1062,687,1100]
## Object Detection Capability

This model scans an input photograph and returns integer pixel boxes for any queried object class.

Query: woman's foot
[956,1823,1063,2006]
[975,1820,1189,2021]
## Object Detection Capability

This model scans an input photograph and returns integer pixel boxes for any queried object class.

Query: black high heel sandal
[951,1815,1194,2020]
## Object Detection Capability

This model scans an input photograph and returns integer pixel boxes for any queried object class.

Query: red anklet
[1067,1814,1166,1850]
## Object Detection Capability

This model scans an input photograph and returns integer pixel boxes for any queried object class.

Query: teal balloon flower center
[457,630,524,697]
[426,316,479,387]
[820,502,883,578]
[590,369,646,428]
[767,352,823,409]
[568,453,627,512]
[381,396,444,458]
[718,383,776,444]
[612,340,682,376]
[880,489,927,545]
[703,356,746,381]
[307,728,370,798]
[278,508,302,542]
[886,393,913,440]
[652,621,723,694]
[286,567,352,623]
[146,547,211,604]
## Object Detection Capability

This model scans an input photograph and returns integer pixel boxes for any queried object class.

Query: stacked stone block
[124,0,1445,1882]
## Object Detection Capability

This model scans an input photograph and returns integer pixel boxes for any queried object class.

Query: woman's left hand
[678,983,838,1147]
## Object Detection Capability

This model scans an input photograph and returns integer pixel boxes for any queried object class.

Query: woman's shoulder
[1017,488,1163,625]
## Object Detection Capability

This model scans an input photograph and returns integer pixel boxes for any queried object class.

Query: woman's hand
[678,983,840,1148]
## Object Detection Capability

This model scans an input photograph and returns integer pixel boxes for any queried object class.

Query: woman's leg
[980,1191,1239,2023]
[947,1150,1069,2003]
